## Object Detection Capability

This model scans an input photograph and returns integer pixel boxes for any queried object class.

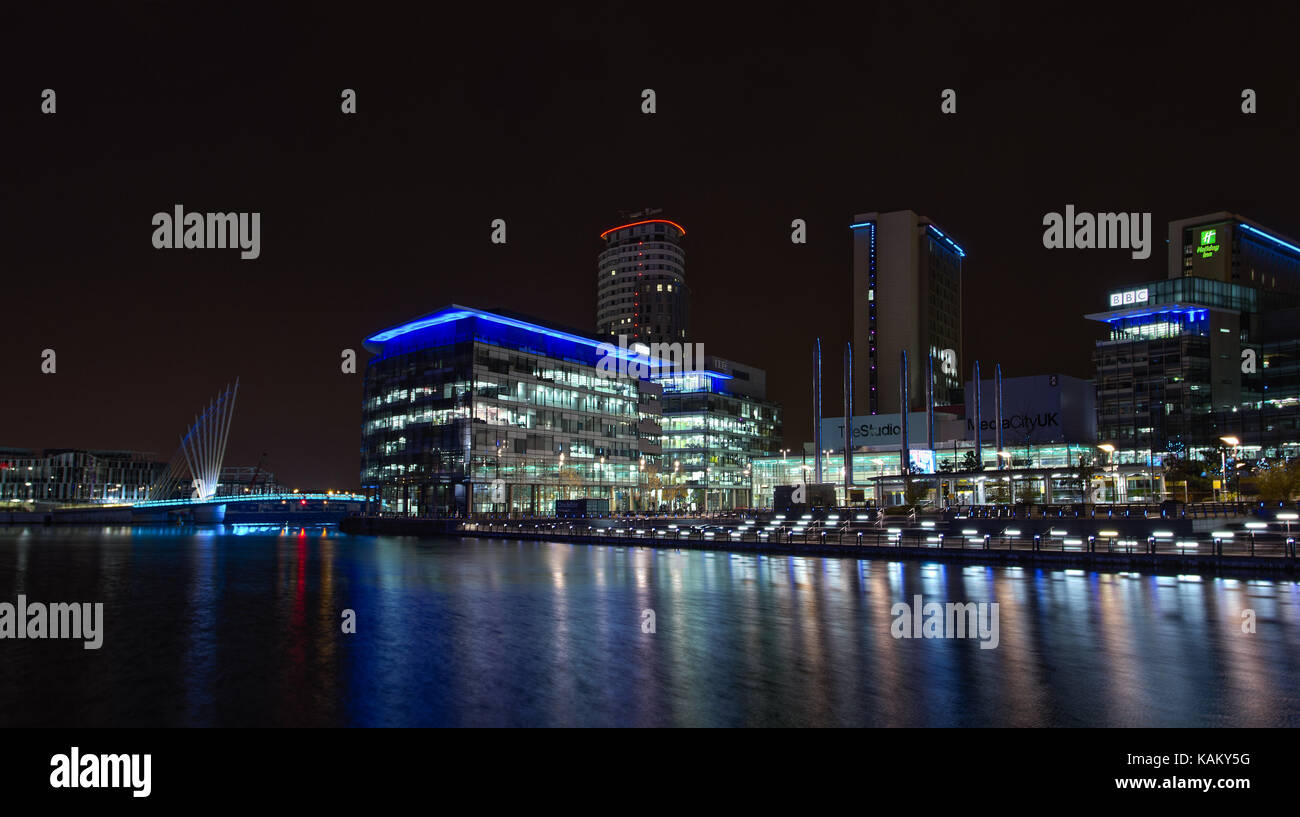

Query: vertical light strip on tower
[899,349,909,481]
[813,338,823,485]
[994,364,1003,469]
[843,341,853,496]
[973,361,983,470]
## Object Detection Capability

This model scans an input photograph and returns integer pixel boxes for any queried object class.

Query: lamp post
[557,451,566,503]
[705,465,712,515]
[1220,436,1240,503]
[1098,443,1116,504]
[494,440,503,516]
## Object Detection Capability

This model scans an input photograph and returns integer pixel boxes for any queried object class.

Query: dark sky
[3,3,1297,490]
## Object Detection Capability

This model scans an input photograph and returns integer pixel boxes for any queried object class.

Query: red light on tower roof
[599,219,686,240]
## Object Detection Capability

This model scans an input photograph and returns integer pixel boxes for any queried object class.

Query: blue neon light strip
[132,492,365,509]
[849,221,874,229]
[926,225,966,257]
[366,306,671,366]
[654,370,734,380]
[1103,307,1208,323]
[1238,223,1300,256]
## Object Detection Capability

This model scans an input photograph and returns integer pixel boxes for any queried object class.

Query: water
[0,524,1297,727]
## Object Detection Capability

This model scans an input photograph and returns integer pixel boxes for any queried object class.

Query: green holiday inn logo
[1197,227,1221,258]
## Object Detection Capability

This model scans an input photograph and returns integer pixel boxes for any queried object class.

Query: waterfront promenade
[342,505,1300,576]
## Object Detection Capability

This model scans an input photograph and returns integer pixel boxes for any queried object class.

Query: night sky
[3,4,1297,491]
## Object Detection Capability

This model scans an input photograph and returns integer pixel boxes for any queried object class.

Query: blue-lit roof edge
[649,369,734,381]
[1083,302,1222,323]
[363,304,677,367]
[1236,222,1300,256]
[925,224,967,257]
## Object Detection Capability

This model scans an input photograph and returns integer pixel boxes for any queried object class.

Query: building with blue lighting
[651,355,782,511]
[850,210,966,414]
[1087,212,1300,474]
[360,305,669,516]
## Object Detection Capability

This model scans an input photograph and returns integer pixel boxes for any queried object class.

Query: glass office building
[1087,214,1300,466]
[0,448,166,505]
[752,441,1155,508]
[653,361,782,511]
[361,305,666,516]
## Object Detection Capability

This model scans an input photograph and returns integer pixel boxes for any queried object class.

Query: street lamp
[557,451,566,504]
[1220,436,1240,502]
[705,465,711,515]
[1098,443,1115,503]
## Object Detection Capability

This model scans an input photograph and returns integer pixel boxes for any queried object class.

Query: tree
[1076,453,1098,503]
[558,466,582,499]
[1255,459,1300,502]
[905,477,929,507]
[660,477,688,511]
[985,481,1011,504]
[1164,453,1214,502]
[1014,478,1041,505]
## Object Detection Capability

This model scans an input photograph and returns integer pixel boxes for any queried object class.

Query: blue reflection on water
[0,526,1297,727]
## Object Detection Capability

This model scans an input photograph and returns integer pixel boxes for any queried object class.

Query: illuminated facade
[596,215,689,342]
[361,305,664,516]
[850,210,965,414]
[1087,213,1300,465]
[0,448,166,504]
[653,356,782,511]
[751,442,1155,508]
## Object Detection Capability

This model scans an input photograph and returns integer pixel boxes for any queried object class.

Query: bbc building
[1086,212,1300,468]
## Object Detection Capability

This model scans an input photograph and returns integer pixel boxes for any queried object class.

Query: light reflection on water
[0,526,1297,727]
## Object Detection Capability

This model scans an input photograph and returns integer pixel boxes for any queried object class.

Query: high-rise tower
[597,211,689,342]
[850,210,966,414]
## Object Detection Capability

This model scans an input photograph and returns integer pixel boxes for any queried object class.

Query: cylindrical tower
[596,216,688,342]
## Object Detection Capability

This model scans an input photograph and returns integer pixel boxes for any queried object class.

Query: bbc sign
[1108,287,1149,307]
